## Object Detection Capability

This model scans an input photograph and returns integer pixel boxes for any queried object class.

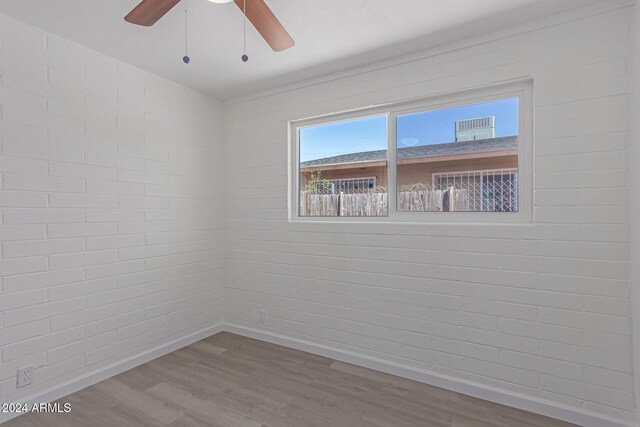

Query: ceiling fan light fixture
[125,0,294,51]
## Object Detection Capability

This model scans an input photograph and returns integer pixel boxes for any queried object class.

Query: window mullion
[388,112,397,217]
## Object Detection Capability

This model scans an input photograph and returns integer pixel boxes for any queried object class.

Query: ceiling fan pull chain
[183,0,190,64]
[241,0,248,62]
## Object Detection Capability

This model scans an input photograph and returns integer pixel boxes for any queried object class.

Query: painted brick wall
[223,3,634,422]
[631,0,640,418]
[0,14,225,403]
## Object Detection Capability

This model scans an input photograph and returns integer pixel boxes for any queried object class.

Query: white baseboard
[1,321,636,427]
[224,323,638,427]
[0,323,225,425]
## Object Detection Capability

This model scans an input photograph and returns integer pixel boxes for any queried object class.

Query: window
[298,115,388,217]
[395,97,519,213]
[290,82,531,222]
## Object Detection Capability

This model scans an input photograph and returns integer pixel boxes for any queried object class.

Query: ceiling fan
[124,0,295,52]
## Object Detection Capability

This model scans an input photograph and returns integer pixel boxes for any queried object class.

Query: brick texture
[223,4,633,422]
[0,14,225,404]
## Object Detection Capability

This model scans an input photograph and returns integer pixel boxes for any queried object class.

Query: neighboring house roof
[300,135,518,168]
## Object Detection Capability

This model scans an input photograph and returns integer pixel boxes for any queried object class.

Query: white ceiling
[0,0,602,99]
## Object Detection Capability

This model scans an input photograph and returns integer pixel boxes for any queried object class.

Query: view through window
[396,98,519,213]
[299,116,388,217]
[297,96,520,218]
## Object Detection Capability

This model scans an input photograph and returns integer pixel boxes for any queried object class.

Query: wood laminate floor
[5,332,578,427]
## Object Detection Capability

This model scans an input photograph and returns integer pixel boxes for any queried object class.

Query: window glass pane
[299,116,388,217]
[396,98,519,212]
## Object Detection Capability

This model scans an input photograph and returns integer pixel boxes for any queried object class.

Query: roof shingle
[300,135,518,168]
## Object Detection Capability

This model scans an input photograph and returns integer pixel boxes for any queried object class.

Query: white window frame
[288,80,533,224]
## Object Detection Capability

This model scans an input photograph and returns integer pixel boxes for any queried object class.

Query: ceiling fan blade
[234,0,295,52]
[125,0,182,27]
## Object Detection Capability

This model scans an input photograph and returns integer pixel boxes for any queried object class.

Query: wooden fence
[395,189,469,212]
[340,192,388,217]
[398,190,444,212]
[445,188,470,212]
[300,189,469,216]
[300,192,340,217]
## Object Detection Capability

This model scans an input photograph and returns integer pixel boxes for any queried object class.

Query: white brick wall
[223,3,634,423]
[631,0,640,420]
[0,13,225,405]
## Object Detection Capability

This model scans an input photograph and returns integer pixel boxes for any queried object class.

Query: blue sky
[299,98,519,162]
